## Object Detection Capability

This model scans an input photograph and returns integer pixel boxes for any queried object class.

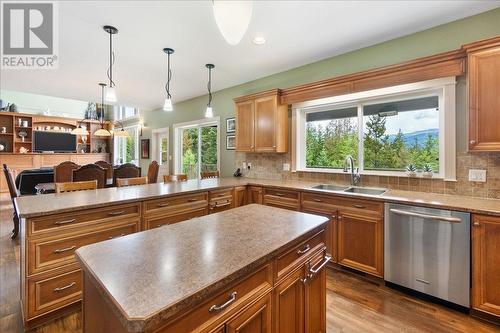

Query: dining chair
[200,171,220,179]
[116,176,148,187]
[95,160,113,180]
[2,164,19,239]
[147,161,159,184]
[55,180,98,193]
[113,163,141,186]
[163,174,188,183]
[54,161,80,183]
[73,164,106,188]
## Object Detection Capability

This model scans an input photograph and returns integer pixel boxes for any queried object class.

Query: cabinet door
[304,252,328,333]
[254,96,276,152]
[472,214,500,316]
[468,47,500,151]
[234,186,247,207]
[302,210,337,263]
[337,210,383,277]
[247,186,263,205]
[226,293,272,333]
[235,100,255,152]
[274,267,305,333]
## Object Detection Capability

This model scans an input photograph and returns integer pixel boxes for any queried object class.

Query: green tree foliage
[306,115,439,172]
[181,126,218,178]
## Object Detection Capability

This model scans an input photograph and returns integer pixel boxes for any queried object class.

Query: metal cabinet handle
[389,208,462,223]
[470,140,476,145]
[297,244,310,255]
[211,201,231,209]
[473,222,480,226]
[108,233,126,240]
[274,193,285,197]
[53,282,76,292]
[187,198,198,202]
[157,202,170,207]
[309,254,331,275]
[53,245,76,254]
[209,292,237,313]
[54,219,76,225]
[313,198,322,202]
[353,204,365,209]
[108,210,125,216]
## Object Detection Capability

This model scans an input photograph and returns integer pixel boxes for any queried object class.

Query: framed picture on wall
[226,135,235,150]
[226,117,235,133]
[141,139,150,159]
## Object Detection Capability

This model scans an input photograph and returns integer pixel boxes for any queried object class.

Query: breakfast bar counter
[75,204,329,332]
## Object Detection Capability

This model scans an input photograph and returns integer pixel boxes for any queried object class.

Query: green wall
[140,8,500,176]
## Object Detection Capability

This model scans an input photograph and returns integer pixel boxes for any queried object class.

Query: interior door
[254,96,276,152]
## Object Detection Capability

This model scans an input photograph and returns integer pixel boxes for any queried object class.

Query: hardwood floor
[1,199,499,333]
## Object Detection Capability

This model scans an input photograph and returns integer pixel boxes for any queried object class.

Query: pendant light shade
[163,48,174,112]
[113,129,129,137]
[103,25,118,103]
[205,64,215,118]
[94,83,112,137]
[213,1,253,45]
[71,125,88,136]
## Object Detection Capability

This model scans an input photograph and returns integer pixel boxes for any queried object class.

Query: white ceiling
[1,1,499,110]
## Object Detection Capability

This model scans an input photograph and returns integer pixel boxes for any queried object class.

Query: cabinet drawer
[209,188,234,201]
[28,203,140,236]
[276,230,325,280]
[302,193,339,214]
[28,221,139,275]
[146,207,208,229]
[144,192,208,217]
[27,268,82,319]
[263,188,300,211]
[335,197,383,215]
[157,264,272,333]
[209,188,234,214]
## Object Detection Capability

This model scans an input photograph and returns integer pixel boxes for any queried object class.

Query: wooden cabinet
[274,267,304,333]
[234,89,288,153]
[465,38,500,151]
[304,250,328,333]
[225,293,272,333]
[263,187,300,211]
[234,186,247,207]
[472,214,500,317]
[247,186,263,204]
[209,188,234,214]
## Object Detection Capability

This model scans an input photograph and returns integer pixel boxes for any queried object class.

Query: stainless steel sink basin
[343,187,388,195]
[311,184,350,192]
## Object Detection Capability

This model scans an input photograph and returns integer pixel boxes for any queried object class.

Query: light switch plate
[283,163,290,171]
[247,162,252,170]
[469,169,486,182]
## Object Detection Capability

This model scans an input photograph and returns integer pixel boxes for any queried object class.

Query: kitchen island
[75,204,329,333]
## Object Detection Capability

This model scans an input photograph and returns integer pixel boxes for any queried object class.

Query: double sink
[311,184,388,196]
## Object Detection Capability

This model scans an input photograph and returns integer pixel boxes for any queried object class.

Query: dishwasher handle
[389,208,462,223]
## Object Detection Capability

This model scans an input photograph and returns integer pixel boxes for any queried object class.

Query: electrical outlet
[469,169,486,182]
[247,162,252,170]
[283,163,290,171]
[242,162,247,169]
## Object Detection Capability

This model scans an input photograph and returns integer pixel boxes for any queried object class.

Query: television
[33,131,77,153]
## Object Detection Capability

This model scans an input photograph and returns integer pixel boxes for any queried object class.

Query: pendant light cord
[107,32,115,88]
[165,53,172,99]
[207,67,212,107]
[100,84,105,128]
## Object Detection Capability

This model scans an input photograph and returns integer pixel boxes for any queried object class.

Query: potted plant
[422,164,433,178]
[406,163,417,177]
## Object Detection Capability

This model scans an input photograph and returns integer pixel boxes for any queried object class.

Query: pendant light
[71,121,89,136]
[103,25,118,103]
[205,64,215,118]
[94,83,112,137]
[163,48,174,112]
[213,1,253,46]
[113,120,130,137]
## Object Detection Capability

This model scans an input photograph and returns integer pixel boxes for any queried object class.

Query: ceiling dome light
[252,36,266,45]
[103,25,118,103]
[205,64,215,118]
[163,48,174,112]
[213,0,253,46]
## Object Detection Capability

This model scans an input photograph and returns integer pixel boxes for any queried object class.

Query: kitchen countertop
[15,177,500,218]
[75,204,328,332]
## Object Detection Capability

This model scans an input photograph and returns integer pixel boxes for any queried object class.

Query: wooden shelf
[15,126,32,129]
[0,133,14,135]
[15,141,32,144]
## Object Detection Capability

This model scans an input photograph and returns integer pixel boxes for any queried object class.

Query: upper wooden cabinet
[234,89,288,153]
[465,37,500,151]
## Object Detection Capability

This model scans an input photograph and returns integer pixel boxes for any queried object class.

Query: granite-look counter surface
[75,204,328,332]
[15,177,500,218]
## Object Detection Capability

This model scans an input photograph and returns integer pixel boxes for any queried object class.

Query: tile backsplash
[235,152,500,199]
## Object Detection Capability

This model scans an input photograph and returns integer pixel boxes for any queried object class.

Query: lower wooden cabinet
[274,266,304,333]
[337,210,383,277]
[472,214,500,317]
[247,186,263,204]
[234,186,247,207]
[263,188,300,211]
[226,293,272,333]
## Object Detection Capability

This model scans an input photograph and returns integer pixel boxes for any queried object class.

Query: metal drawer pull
[389,208,462,223]
[353,204,365,209]
[415,278,430,285]
[309,255,331,275]
[313,198,323,202]
[211,201,231,209]
[209,292,237,313]
[54,219,76,225]
[157,203,170,207]
[274,193,285,197]
[53,282,76,292]
[108,210,125,216]
[297,244,311,255]
[53,245,76,254]
[188,198,198,202]
[473,222,480,226]
[216,193,227,197]
[108,233,126,240]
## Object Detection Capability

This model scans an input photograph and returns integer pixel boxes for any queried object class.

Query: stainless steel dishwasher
[384,203,470,307]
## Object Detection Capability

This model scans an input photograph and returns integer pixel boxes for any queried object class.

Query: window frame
[292,77,457,180]
[114,124,140,166]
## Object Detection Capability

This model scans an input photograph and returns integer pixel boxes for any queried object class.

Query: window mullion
[357,104,364,173]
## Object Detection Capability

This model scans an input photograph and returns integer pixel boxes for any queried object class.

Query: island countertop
[75,204,328,332]
[15,177,500,218]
